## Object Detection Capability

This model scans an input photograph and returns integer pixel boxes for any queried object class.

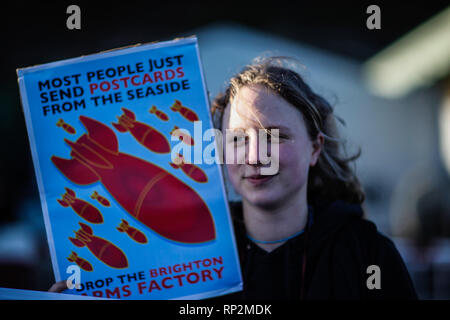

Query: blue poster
[17,37,242,299]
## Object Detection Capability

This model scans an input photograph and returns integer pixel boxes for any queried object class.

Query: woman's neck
[242,193,309,252]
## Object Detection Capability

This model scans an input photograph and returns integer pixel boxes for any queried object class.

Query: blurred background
[0,1,449,299]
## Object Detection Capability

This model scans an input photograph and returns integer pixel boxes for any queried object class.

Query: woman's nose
[246,130,261,165]
[245,129,273,166]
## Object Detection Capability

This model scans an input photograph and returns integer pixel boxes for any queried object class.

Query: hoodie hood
[226,200,417,300]
[229,200,366,298]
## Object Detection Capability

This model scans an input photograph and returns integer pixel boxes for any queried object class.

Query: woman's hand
[48,280,68,293]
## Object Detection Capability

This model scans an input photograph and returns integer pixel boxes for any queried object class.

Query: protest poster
[16,36,243,299]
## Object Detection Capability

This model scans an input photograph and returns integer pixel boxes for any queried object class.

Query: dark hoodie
[214,200,417,300]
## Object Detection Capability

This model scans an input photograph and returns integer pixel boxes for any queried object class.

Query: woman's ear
[310,133,324,167]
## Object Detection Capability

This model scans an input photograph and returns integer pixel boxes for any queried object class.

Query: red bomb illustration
[51,115,216,244]
[170,100,199,122]
[56,118,76,134]
[57,187,104,224]
[90,191,110,207]
[170,126,195,146]
[117,219,148,244]
[67,251,93,272]
[149,105,169,121]
[170,153,208,183]
[69,222,128,269]
[112,108,170,154]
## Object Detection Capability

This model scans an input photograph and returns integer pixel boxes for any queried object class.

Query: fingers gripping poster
[17,37,243,299]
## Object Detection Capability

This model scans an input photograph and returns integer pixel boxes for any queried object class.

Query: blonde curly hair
[211,56,365,205]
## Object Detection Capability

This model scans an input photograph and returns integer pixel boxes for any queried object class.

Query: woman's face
[222,84,322,208]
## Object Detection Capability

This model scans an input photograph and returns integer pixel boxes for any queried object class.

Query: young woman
[50,56,417,300]
[209,56,417,300]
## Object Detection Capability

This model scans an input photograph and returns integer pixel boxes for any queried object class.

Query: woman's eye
[264,130,285,143]
[228,134,247,144]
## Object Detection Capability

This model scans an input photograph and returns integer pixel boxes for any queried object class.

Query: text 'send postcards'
[17,36,243,300]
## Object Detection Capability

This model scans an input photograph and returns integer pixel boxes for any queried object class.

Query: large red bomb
[51,115,216,244]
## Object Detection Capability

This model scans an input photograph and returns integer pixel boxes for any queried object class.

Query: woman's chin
[242,191,284,209]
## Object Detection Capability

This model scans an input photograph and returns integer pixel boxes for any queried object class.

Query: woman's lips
[244,174,278,186]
